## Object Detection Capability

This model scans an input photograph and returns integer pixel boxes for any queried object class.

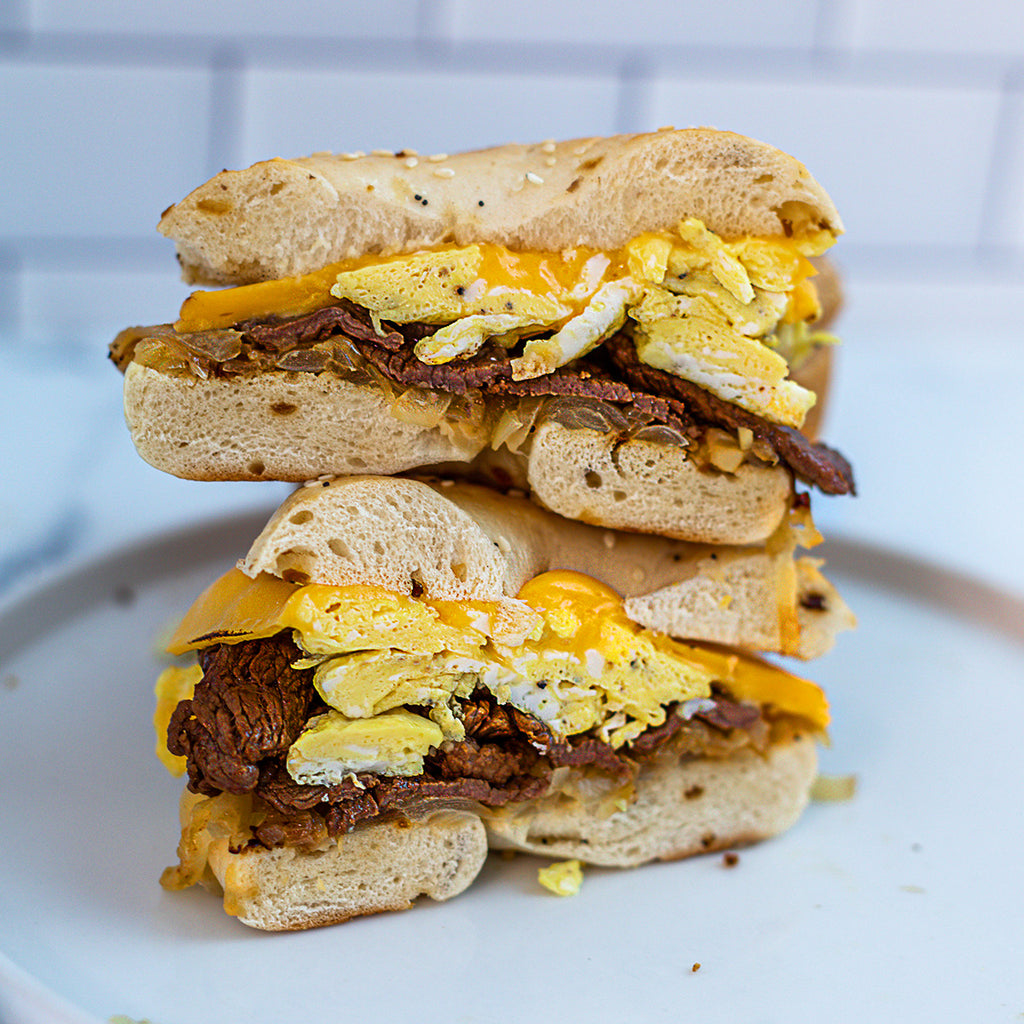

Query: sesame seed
[525,171,544,185]
[340,151,365,160]
[544,156,557,167]
[405,157,419,168]
[428,153,449,162]
[433,167,456,178]
[541,140,556,153]
[371,149,393,157]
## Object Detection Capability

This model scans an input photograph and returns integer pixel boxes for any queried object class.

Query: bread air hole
[451,561,468,582]
[289,510,314,525]
[275,548,314,583]
[584,471,602,488]
[195,198,233,215]
[328,537,353,559]
[248,459,266,476]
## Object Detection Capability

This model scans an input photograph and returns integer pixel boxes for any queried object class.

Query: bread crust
[159,129,841,285]
[238,476,854,658]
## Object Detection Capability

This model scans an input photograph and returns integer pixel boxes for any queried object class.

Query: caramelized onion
[544,396,629,434]
[181,328,244,362]
[276,347,332,373]
[630,423,690,448]
[389,387,453,428]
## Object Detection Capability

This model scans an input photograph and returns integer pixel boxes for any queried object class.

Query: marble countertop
[2,278,1022,611]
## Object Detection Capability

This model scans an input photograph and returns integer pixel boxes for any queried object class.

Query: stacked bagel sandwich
[113,127,856,930]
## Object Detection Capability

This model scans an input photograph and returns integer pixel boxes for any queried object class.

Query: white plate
[1,516,1022,1024]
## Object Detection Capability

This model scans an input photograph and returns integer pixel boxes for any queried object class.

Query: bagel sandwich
[111,128,854,546]
[155,476,853,930]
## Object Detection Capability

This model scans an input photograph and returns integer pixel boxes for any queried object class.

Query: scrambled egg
[175,220,836,429]
[538,859,584,896]
[162,568,829,787]
[287,708,443,784]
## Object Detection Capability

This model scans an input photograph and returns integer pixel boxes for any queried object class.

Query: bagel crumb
[538,859,583,896]
[691,962,701,973]
[722,851,740,867]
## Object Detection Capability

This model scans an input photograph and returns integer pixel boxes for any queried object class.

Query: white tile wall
[2,0,1023,344]
[19,265,191,345]
[239,66,622,165]
[0,60,214,239]
[28,0,423,39]
[444,0,821,49]
[845,0,1024,55]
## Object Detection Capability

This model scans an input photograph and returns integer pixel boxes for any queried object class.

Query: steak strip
[240,302,406,352]
[167,634,325,796]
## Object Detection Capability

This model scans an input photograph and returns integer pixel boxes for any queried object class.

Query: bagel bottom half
[163,735,816,931]
[122,359,803,546]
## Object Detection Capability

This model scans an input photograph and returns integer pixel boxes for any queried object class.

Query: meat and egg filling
[156,570,829,861]
[111,221,854,495]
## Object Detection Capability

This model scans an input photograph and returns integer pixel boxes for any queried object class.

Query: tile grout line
[976,66,1024,258]
[207,43,247,175]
